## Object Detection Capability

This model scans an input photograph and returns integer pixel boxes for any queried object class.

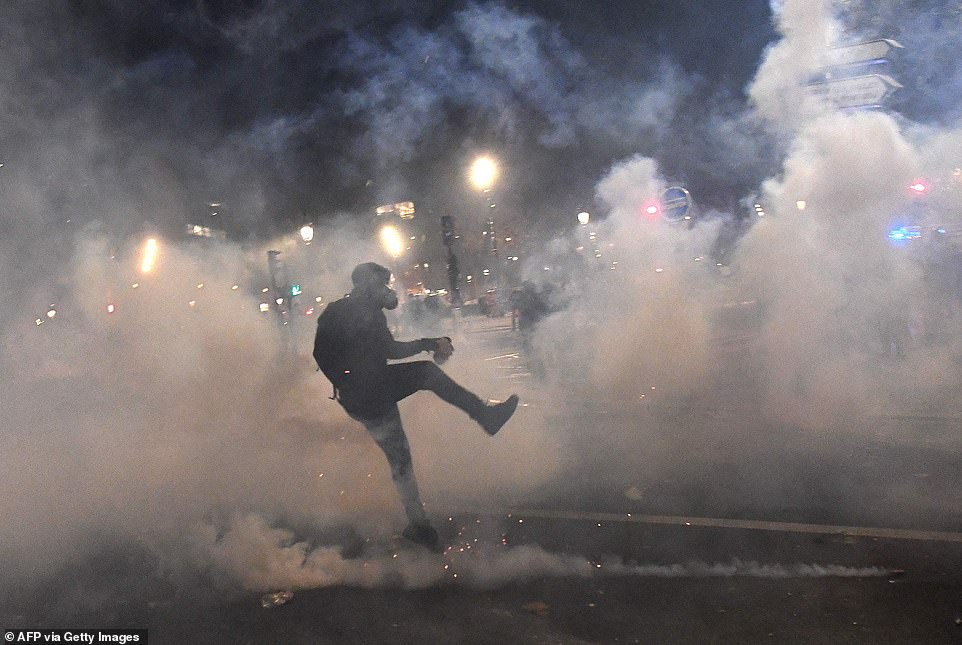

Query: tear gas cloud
[3,0,962,602]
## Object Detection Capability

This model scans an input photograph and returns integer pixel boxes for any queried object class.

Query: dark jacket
[313,294,437,414]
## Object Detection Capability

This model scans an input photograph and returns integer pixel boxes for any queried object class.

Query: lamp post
[469,155,500,293]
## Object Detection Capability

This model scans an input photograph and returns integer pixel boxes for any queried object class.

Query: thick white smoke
[195,513,886,592]
[732,0,962,424]
[3,0,961,609]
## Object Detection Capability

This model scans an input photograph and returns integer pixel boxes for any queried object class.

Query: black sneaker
[402,522,440,550]
[480,394,519,436]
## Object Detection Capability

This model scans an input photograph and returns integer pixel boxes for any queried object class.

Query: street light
[469,156,498,191]
[380,225,404,259]
[578,211,590,225]
[140,238,159,273]
[299,223,314,244]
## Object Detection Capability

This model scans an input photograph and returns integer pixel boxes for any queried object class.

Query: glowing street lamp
[380,225,404,259]
[299,223,315,244]
[469,156,498,191]
[140,238,159,273]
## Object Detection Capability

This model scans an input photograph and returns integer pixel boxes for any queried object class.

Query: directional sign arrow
[805,74,902,110]
[825,39,903,67]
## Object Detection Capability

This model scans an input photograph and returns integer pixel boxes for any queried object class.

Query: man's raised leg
[387,361,519,435]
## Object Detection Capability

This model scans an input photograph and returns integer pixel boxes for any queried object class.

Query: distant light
[197,283,204,289]
[380,225,404,259]
[35,318,43,326]
[259,303,270,313]
[645,205,658,215]
[106,304,115,314]
[305,307,314,316]
[46,308,57,319]
[578,211,590,225]
[315,296,323,303]
[299,224,314,243]
[141,238,159,273]
[504,237,512,242]
[909,181,928,194]
[188,300,196,307]
[396,201,416,219]
[888,226,922,242]
[231,285,239,291]
[131,283,139,289]
[469,156,498,191]
[655,268,664,273]
[423,262,429,268]
[482,268,490,276]
[796,200,807,211]
[262,287,270,293]
[275,297,284,305]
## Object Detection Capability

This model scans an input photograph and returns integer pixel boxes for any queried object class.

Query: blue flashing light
[887,226,922,244]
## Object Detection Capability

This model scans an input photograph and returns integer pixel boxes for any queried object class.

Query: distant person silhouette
[313,262,519,549]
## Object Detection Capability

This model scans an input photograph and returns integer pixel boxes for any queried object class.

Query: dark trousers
[346,361,486,525]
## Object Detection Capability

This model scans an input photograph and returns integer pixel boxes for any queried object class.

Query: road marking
[473,508,962,543]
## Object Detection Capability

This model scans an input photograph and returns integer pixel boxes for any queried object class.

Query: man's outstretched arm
[386,337,442,359]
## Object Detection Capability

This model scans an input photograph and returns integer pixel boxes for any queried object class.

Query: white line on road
[474,508,962,543]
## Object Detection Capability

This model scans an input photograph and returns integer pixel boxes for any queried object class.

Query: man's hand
[433,337,454,365]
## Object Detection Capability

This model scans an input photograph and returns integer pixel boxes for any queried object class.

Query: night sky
[0,0,958,241]
[0,1,781,239]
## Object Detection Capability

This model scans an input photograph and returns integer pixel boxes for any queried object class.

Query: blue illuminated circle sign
[661,186,692,222]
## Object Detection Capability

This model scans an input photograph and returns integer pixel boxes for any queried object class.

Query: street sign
[825,39,903,67]
[661,186,692,223]
[805,74,902,110]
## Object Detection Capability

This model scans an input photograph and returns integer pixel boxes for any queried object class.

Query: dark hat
[351,262,392,289]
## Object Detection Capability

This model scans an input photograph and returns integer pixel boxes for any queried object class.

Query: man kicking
[313,262,519,548]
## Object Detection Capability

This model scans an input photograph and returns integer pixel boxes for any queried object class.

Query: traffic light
[290,284,302,297]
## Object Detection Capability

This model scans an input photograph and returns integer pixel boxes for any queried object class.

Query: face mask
[381,285,399,310]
